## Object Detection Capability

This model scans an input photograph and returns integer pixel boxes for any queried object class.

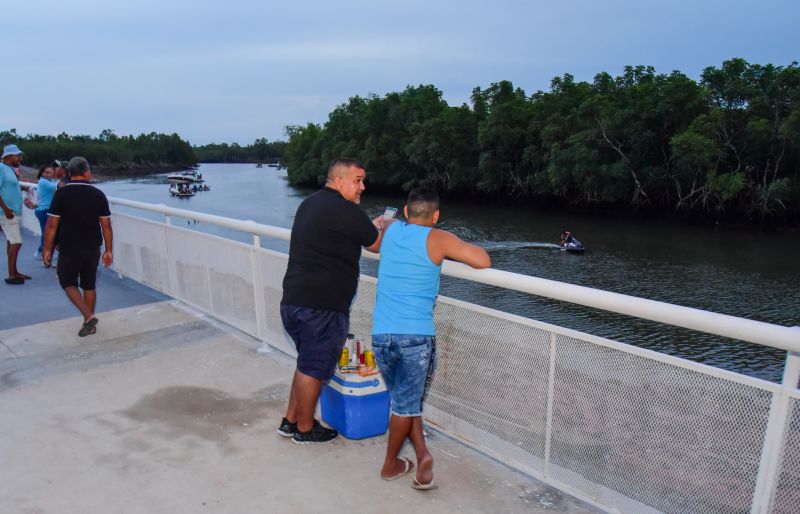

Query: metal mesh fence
[257,249,295,356]
[427,299,552,467]
[113,215,170,292]
[769,396,800,514]
[550,334,771,514]
[110,213,799,514]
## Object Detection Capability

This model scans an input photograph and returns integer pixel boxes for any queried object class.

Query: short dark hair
[328,156,364,173]
[406,187,440,219]
[68,156,90,177]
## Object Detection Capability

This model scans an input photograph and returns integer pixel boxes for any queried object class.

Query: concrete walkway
[1,229,168,331]
[1,230,601,514]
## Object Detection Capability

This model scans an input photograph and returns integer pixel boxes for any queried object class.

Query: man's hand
[3,207,13,219]
[42,249,52,267]
[371,215,385,231]
[102,250,113,268]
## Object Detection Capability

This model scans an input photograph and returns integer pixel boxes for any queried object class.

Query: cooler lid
[329,371,386,396]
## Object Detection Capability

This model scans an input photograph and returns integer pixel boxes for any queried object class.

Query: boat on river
[169,184,194,197]
[167,171,204,184]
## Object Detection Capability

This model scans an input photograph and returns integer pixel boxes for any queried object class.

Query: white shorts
[0,214,22,244]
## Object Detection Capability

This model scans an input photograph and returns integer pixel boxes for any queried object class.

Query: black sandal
[79,317,99,337]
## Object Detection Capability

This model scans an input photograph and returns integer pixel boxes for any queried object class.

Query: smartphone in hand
[383,206,398,220]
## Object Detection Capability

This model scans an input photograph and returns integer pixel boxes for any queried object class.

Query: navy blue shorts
[280,305,349,382]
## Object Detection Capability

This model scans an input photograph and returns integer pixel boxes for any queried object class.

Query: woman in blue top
[34,164,57,256]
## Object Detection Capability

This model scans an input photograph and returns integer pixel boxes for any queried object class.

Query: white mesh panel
[165,227,257,335]
[549,334,771,513]
[113,215,169,292]
[426,298,551,472]
[349,277,378,347]
[770,396,800,514]
[258,249,295,356]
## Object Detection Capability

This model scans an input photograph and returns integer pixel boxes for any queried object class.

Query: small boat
[167,171,204,184]
[169,184,195,197]
[256,163,263,168]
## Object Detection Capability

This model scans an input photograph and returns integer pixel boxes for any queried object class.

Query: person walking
[278,157,385,444]
[34,164,57,257]
[371,188,490,490]
[42,157,113,337]
[0,144,30,285]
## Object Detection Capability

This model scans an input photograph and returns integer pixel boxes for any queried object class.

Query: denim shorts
[281,305,349,382]
[372,334,436,417]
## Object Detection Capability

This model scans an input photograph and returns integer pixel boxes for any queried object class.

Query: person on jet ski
[560,230,575,247]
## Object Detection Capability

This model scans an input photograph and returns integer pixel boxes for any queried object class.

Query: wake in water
[481,241,563,251]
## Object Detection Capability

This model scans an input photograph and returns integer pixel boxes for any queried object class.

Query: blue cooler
[320,370,390,440]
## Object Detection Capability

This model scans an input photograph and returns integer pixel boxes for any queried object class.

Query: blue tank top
[372,221,441,336]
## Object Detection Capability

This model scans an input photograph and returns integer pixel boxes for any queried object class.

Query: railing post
[543,332,557,478]
[250,234,268,348]
[163,216,176,296]
[750,338,800,514]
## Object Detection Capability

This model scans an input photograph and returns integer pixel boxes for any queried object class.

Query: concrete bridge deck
[0,229,600,514]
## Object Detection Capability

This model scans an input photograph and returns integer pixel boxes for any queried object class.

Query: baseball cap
[1,144,23,158]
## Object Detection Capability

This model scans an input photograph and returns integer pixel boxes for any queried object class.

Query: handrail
[110,197,292,241]
[97,193,800,354]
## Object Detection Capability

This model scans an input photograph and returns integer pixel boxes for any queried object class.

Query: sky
[2,0,798,146]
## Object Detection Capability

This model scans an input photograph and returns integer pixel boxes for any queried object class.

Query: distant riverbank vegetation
[193,139,287,163]
[285,58,800,226]
[0,129,196,174]
[0,130,289,174]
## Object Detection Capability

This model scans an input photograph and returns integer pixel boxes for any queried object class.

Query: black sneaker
[292,419,339,445]
[277,417,297,437]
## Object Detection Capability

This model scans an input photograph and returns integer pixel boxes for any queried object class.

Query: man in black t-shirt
[277,157,385,444]
[43,157,113,337]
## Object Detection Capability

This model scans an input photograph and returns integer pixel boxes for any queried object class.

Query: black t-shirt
[281,188,379,313]
[48,181,111,253]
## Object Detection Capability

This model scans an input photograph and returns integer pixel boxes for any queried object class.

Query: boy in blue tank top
[372,188,491,490]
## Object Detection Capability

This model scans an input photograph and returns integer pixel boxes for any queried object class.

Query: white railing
[18,189,800,514]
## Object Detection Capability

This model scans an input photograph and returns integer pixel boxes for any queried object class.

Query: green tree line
[285,58,800,225]
[193,138,287,163]
[0,129,196,172]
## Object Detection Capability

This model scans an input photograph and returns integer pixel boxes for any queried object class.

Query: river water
[99,163,800,382]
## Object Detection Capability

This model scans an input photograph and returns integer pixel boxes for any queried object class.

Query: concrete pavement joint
[0,339,18,358]
[0,321,220,391]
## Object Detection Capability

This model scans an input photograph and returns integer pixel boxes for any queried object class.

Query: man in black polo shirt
[278,157,384,444]
[43,157,113,337]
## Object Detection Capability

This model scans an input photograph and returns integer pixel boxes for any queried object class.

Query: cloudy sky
[3,0,798,145]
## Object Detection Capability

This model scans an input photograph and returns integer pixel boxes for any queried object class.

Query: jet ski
[559,231,585,253]
[562,239,585,253]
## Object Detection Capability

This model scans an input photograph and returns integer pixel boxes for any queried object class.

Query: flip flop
[78,317,99,337]
[16,274,32,280]
[382,458,414,481]
[411,479,438,491]
[4,277,24,285]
